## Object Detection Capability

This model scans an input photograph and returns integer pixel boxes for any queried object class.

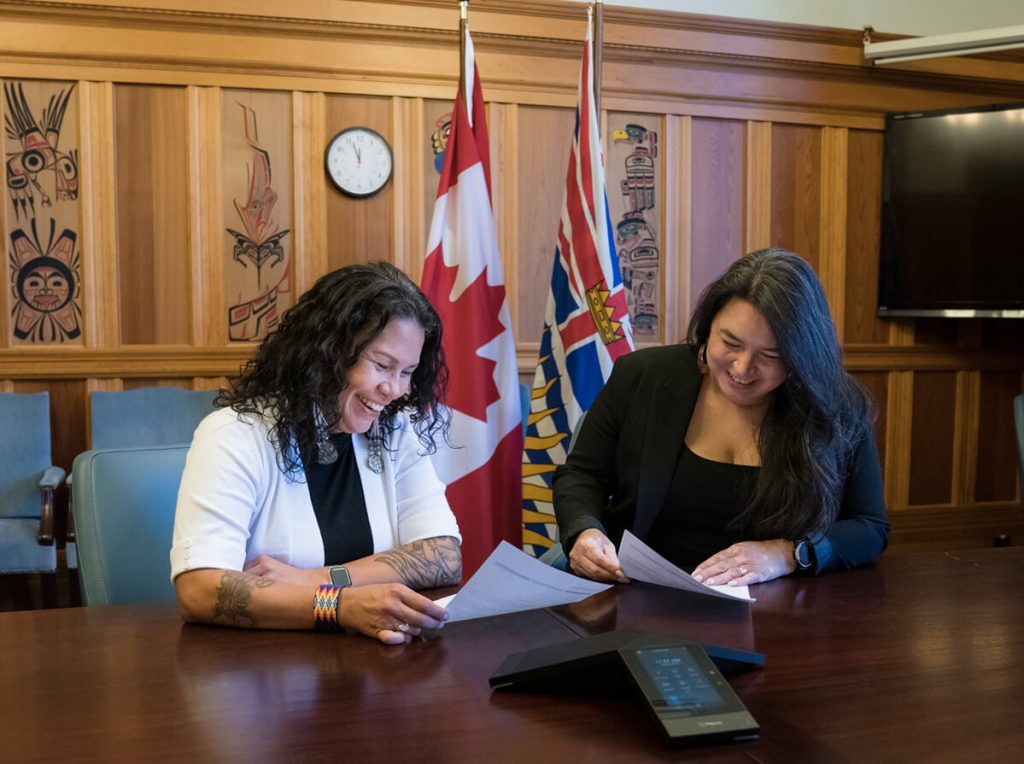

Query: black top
[303,432,373,565]
[553,345,890,575]
[647,444,758,571]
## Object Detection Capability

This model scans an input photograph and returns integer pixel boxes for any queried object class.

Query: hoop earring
[314,404,338,465]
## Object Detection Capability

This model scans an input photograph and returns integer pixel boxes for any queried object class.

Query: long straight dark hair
[686,248,871,538]
[219,261,449,476]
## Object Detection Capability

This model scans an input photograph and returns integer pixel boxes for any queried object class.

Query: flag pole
[459,0,469,95]
[593,0,603,116]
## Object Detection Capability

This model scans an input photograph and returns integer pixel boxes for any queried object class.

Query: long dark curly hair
[686,248,872,539]
[218,261,449,476]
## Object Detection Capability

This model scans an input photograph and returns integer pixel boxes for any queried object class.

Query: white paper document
[618,530,755,602]
[436,541,612,622]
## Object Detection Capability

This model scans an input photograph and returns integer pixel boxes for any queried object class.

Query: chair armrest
[38,473,59,546]
[66,468,76,542]
[40,466,66,490]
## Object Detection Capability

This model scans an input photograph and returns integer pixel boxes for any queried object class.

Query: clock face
[325,127,393,197]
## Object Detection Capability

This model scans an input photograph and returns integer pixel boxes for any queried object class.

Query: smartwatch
[328,565,353,588]
[792,538,816,574]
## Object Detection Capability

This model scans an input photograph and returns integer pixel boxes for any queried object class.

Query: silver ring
[739,567,748,575]
[396,622,411,633]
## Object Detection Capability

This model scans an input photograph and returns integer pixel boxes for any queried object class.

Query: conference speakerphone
[490,630,762,746]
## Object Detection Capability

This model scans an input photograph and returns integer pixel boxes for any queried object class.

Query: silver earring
[314,404,338,465]
[367,419,384,474]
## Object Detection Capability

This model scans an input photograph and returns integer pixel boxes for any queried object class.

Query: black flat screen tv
[878,102,1024,319]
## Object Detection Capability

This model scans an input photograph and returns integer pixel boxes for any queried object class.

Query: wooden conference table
[3,548,1022,762]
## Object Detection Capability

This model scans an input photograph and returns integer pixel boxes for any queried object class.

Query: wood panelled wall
[1,0,1022,551]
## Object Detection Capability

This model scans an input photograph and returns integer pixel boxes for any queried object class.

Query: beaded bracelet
[314,584,343,632]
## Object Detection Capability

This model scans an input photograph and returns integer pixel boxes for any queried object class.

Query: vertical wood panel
[515,104,574,345]
[844,129,887,345]
[392,96,425,283]
[975,370,1023,503]
[769,123,821,271]
[662,114,689,344]
[292,90,328,295]
[114,84,190,345]
[884,371,913,511]
[743,120,771,253]
[951,370,980,507]
[324,95,393,271]
[818,126,847,339]
[78,80,119,348]
[188,85,224,348]
[691,118,744,310]
[908,372,957,506]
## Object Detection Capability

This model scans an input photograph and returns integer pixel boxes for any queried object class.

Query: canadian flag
[421,30,523,579]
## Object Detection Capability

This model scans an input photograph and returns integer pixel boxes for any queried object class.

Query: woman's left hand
[691,540,797,587]
[244,555,327,588]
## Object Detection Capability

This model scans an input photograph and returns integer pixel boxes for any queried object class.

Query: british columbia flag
[521,24,634,556]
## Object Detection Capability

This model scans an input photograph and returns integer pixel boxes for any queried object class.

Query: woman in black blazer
[554,248,889,587]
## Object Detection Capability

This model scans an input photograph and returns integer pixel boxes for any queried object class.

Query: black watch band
[328,565,353,588]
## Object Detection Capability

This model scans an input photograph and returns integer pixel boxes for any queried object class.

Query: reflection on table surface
[2,548,1022,762]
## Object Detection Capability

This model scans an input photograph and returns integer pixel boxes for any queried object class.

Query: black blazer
[552,344,889,574]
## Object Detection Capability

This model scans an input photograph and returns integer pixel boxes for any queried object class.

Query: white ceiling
[583,0,1024,37]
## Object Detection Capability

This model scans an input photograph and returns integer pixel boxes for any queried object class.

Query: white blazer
[170,407,460,580]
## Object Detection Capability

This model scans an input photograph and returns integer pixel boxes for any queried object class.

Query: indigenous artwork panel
[606,115,663,340]
[221,89,293,343]
[3,79,82,344]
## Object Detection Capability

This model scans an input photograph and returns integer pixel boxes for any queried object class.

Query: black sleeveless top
[646,443,758,571]
[302,432,373,565]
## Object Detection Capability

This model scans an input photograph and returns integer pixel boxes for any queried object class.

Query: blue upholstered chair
[1014,394,1024,513]
[67,387,217,558]
[0,391,65,576]
[72,445,188,605]
[89,387,218,450]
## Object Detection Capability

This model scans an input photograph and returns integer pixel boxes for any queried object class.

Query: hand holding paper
[437,541,612,622]
[437,533,751,626]
[618,531,754,602]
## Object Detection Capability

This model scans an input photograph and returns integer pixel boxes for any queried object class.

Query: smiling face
[704,297,787,409]
[334,317,425,434]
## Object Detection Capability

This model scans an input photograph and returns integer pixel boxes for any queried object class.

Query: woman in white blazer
[172,262,461,644]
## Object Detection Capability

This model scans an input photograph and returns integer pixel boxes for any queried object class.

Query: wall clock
[324,127,393,198]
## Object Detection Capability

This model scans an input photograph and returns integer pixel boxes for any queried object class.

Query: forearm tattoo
[211,571,275,628]
[374,536,462,588]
